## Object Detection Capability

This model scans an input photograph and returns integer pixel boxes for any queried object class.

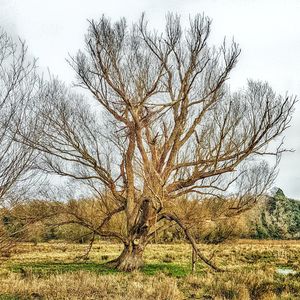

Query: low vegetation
[0,240,299,299]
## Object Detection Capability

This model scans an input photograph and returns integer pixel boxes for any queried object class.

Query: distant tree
[0,29,40,257]
[23,14,296,271]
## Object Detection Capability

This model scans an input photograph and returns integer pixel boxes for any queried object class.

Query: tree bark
[107,198,153,271]
[108,241,145,271]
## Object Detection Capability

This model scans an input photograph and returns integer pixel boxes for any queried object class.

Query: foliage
[251,189,300,239]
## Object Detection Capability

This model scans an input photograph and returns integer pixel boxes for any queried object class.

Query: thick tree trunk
[107,198,154,271]
[108,242,145,271]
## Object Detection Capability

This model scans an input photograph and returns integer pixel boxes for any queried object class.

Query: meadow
[0,240,299,299]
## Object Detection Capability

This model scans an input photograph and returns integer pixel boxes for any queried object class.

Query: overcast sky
[1,0,300,198]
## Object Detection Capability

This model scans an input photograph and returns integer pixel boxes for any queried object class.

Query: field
[0,240,300,299]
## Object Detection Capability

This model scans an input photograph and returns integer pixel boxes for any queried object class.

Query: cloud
[0,0,299,198]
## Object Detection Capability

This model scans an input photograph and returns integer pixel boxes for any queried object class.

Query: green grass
[8,261,204,278]
[0,296,19,300]
[142,263,189,277]
[2,241,300,299]
[9,261,119,276]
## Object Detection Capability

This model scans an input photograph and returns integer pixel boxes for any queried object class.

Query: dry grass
[0,271,182,300]
[0,240,300,299]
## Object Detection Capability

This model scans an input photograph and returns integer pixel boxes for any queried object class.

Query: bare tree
[0,29,40,257]
[23,14,296,271]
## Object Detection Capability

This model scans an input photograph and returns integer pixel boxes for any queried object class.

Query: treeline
[0,196,250,247]
[2,189,299,252]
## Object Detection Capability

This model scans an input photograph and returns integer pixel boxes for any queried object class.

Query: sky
[1,0,300,198]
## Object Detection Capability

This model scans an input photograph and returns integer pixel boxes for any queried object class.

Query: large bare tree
[23,14,296,271]
[0,29,40,256]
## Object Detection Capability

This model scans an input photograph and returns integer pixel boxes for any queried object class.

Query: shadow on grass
[9,261,205,278]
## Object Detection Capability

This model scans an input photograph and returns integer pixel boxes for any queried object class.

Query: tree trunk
[109,242,145,271]
[192,247,197,273]
[106,198,154,271]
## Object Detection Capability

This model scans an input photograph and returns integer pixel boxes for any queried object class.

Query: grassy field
[0,240,300,299]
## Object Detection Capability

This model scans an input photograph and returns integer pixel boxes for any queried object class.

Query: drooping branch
[161,212,223,272]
